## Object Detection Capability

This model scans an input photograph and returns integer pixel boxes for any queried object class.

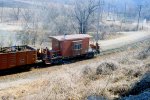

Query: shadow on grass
[0,56,93,76]
[121,71,150,99]
[0,66,31,76]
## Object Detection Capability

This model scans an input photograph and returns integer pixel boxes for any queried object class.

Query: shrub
[96,61,118,75]
[82,66,98,82]
[145,63,150,69]
[82,66,93,75]
[136,47,150,60]
[108,84,129,96]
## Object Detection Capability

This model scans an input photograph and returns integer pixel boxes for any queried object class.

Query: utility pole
[120,2,127,31]
[108,3,110,17]
[17,7,20,21]
[124,2,127,22]
[137,5,142,30]
[96,0,101,43]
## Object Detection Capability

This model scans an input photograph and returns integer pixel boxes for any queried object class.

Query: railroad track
[0,37,150,76]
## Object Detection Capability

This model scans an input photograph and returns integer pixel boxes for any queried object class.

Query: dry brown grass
[0,40,150,100]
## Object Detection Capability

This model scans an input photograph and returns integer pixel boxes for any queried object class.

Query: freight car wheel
[19,65,32,71]
[86,52,94,59]
[51,58,63,65]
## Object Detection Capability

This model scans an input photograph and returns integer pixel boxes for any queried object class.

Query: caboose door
[72,40,82,56]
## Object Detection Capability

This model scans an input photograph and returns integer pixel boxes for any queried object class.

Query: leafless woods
[0,0,149,46]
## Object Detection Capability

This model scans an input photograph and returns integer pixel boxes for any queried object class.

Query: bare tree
[18,5,39,45]
[73,0,98,34]
[0,37,4,47]
[12,7,21,21]
[17,26,30,45]
[8,36,13,47]
[22,9,33,24]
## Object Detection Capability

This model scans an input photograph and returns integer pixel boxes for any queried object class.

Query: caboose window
[72,40,82,50]
[74,43,82,50]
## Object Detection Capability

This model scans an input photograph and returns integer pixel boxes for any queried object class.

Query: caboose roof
[49,34,92,41]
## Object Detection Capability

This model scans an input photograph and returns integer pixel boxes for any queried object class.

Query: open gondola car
[0,46,37,70]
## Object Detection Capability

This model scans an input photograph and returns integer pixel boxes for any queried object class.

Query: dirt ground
[99,31,150,51]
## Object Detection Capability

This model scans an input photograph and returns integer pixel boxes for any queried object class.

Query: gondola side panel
[16,52,27,66]
[7,53,16,69]
[0,54,8,70]
[26,51,37,65]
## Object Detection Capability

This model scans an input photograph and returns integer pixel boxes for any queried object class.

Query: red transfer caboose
[50,34,92,57]
[38,34,99,64]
